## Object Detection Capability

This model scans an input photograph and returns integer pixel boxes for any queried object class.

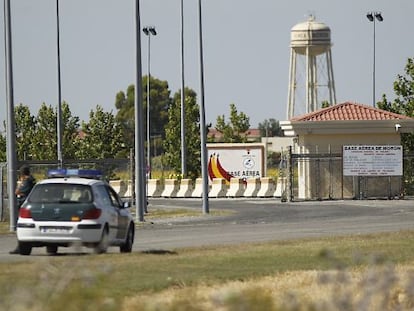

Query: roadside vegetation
[2,230,414,310]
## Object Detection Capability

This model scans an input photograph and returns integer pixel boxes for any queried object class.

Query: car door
[95,184,118,241]
[106,185,129,240]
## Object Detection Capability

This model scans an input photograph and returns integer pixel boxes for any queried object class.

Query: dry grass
[124,264,414,311]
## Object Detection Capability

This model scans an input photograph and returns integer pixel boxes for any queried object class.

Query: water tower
[287,15,336,119]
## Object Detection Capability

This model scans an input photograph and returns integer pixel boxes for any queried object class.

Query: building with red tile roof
[290,102,412,122]
[281,102,414,139]
[279,102,414,200]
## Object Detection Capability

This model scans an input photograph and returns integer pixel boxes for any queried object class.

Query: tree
[377,57,414,151]
[115,84,135,154]
[14,104,36,160]
[61,102,81,159]
[76,105,124,159]
[0,129,5,162]
[163,87,201,179]
[215,103,250,143]
[258,118,283,137]
[115,77,172,157]
[27,102,79,161]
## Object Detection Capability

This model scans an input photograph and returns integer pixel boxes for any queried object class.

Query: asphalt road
[1,198,414,261]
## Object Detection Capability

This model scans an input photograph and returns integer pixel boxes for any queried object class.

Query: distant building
[208,128,261,143]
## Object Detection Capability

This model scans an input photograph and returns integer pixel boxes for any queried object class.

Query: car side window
[95,185,112,207]
[107,186,122,208]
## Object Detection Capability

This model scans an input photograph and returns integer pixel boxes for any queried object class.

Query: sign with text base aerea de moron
[343,145,402,177]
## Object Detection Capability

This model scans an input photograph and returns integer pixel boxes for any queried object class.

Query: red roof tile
[291,102,413,121]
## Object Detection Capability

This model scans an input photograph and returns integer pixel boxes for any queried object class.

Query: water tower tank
[286,15,336,119]
[290,16,331,55]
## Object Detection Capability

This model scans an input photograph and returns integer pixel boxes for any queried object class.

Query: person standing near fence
[9,165,35,254]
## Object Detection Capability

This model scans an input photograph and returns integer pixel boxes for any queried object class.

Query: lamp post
[142,26,157,180]
[4,0,18,231]
[180,0,187,177]
[135,0,146,222]
[198,0,209,214]
[56,0,63,168]
[366,11,383,107]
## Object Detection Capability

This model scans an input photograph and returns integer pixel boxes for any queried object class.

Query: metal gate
[284,147,407,201]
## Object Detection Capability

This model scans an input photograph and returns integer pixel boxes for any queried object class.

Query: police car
[16,169,135,255]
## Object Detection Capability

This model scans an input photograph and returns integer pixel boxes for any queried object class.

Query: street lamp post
[198,0,209,214]
[134,0,147,222]
[180,0,187,178]
[56,0,63,168]
[142,26,157,180]
[366,11,383,107]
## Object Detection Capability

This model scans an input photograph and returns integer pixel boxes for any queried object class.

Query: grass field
[2,230,414,310]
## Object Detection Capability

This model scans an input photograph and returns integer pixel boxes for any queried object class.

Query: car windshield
[28,184,93,204]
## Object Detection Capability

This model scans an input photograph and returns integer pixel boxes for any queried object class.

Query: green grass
[2,231,414,310]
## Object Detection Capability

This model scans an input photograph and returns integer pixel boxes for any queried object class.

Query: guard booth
[280,102,414,201]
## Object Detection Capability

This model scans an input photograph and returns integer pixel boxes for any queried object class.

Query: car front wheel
[120,224,134,253]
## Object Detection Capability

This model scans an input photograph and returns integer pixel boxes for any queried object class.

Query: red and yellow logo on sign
[208,153,233,183]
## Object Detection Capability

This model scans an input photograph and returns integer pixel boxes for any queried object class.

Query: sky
[0,0,413,129]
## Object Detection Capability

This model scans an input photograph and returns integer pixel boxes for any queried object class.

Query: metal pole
[372,18,376,107]
[56,0,63,167]
[180,0,187,177]
[135,0,147,221]
[4,0,18,231]
[0,165,3,221]
[146,31,151,179]
[198,0,209,214]
[367,12,383,108]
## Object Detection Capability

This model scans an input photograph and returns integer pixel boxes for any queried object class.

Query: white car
[16,169,135,255]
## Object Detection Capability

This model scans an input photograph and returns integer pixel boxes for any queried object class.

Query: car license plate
[40,227,70,233]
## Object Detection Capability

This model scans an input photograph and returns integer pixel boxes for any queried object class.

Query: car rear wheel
[94,226,109,254]
[19,242,32,256]
[46,245,58,255]
[120,225,134,253]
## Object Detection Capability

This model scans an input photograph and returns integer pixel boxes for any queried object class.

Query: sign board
[343,145,403,176]
[207,143,265,182]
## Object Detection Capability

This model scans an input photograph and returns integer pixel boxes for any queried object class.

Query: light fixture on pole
[142,26,157,180]
[366,11,383,107]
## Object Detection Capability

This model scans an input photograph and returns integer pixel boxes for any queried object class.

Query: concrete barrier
[209,178,227,197]
[274,177,287,198]
[161,179,179,197]
[257,177,276,197]
[176,179,194,198]
[111,176,285,199]
[123,180,133,198]
[227,178,245,197]
[192,178,203,197]
[147,179,163,197]
[110,180,131,198]
[244,178,261,197]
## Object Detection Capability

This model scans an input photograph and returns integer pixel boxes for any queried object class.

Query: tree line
[1,76,278,178]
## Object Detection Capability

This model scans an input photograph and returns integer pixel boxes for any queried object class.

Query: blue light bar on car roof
[47,169,103,179]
